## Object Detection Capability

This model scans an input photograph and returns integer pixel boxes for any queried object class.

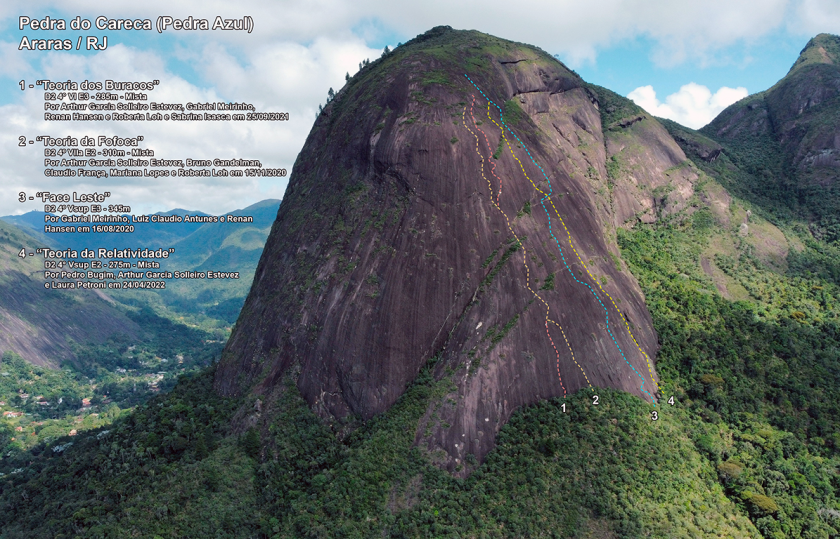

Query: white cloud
[791,0,840,36]
[0,41,34,79]
[2,0,832,66]
[197,36,379,108]
[627,83,748,129]
[0,0,837,215]
[0,38,377,215]
[375,0,793,68]
[0,39,380,216]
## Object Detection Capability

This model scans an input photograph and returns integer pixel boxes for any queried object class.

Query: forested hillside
[1,28,839,539]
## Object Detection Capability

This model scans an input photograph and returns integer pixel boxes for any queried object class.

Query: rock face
[603,111,699,226]
[216,27,684,470]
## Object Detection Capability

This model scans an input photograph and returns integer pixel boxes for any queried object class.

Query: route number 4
[651,397,675,421]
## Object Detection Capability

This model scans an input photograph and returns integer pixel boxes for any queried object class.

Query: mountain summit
[6,29,840,539]
[214,26,707,468]
[702,32,840,227]
[788,33,840,74]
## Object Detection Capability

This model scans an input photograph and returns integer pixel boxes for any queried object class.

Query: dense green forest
[2,32,840,539]
[0,307,224,459]
[618,217,840,538]
[2,190,839,537]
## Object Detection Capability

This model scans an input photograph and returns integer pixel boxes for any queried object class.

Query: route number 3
[651,396,675,420]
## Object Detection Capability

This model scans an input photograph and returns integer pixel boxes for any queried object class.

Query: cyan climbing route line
[464,73,657,404]
[464,96,593,392]
[478,96,661,398]
[462,100,567,396]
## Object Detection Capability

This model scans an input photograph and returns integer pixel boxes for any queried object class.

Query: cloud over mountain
[627,83,748,129]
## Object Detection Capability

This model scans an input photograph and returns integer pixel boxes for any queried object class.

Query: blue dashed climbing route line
[464,73,655,405]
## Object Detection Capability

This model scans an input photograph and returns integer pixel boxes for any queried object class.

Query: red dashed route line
[463,96,593,394]
[461,99,565,396]
[468,98,593,391]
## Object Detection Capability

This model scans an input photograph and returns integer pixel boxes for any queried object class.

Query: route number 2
[592,395,599,405]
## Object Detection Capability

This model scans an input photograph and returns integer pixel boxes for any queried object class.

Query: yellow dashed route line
[484,102,661,396]
[463,98,593,393]
[469,102,593,391]
[547,319,586,388]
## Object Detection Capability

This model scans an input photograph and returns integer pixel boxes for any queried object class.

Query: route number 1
[561,403,566,413]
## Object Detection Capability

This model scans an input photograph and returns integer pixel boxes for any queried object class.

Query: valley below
[1,27,839,539]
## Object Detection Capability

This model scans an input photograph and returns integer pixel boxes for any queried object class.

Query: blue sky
[0,0,838,215]
[353,18,812,100]
[573,31,807,98]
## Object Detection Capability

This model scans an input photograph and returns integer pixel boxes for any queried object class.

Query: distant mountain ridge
[1,208,211,251]
[159,199,281,322]
[1,199,281,322]
[0,220,140,367]
[2,29,840,539]
[162,199,281,268]
[701,33,840,227]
